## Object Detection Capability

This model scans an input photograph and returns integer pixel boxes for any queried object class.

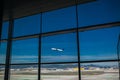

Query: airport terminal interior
[0,0,120,80]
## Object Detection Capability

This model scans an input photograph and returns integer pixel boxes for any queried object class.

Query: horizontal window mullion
[0,22,120,42]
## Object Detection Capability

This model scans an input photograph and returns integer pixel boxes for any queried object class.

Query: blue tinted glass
[41,64,78,80]
[13,14,40,37]
[11,38,38,63]
[118,35,120,60]
[10,65,38,80]
[41,33,78,63]
[0,42,7,64]
[42,6,76,33]
[81,62,119,80]
[1,22,9,39]
[79,27,120,61]
[78,0,120,27]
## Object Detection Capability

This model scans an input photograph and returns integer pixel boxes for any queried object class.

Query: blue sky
[0,0,120,64]
[80,27,120,61]
[78,0,120,27]
[0,26,119,64]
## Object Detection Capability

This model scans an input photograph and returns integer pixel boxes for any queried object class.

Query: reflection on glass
[78,0,120,27]
[42,6,76,33]
[81,62,119,80]
[0,42,7,64]
[41,64,78,80]
[13,14,40,37]
[41,33,78,63]
[0,66,5,80]
[80,27,120,61]
[11,38,38,63]
[1,22,9,39]
[118,35,120,60]
[10,65,38,80]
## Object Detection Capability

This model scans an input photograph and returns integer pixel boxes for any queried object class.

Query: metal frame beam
[0,22,120,42]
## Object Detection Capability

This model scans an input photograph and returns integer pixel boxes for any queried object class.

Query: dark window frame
[0,0,120,80]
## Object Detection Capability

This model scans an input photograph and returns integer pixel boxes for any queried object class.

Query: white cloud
[41,55,77,62]
[11,56,38,63]
[80,54,117,60]
[12,55,38,59]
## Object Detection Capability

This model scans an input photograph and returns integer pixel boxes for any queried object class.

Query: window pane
[81,62,119,80]
[11,38,38,63]
[118,35,120,60]
[0,42,7,64]
[78,0,120,27]
[41,64,78,80]
[1,22,9,39]
[41,33,78,63]
[0,65,5,80]
[42,6,76,33]
[13,14,40,37]
[79,27,120,61]
[10,65,38,80]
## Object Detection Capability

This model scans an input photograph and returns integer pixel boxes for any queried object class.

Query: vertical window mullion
[75,0,81,80]
[117,34,120,80]
[38,13,42,80]
[4,0,14,80]
[0,0,4,41]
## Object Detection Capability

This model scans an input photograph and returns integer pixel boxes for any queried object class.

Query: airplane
[51,48,64,52]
